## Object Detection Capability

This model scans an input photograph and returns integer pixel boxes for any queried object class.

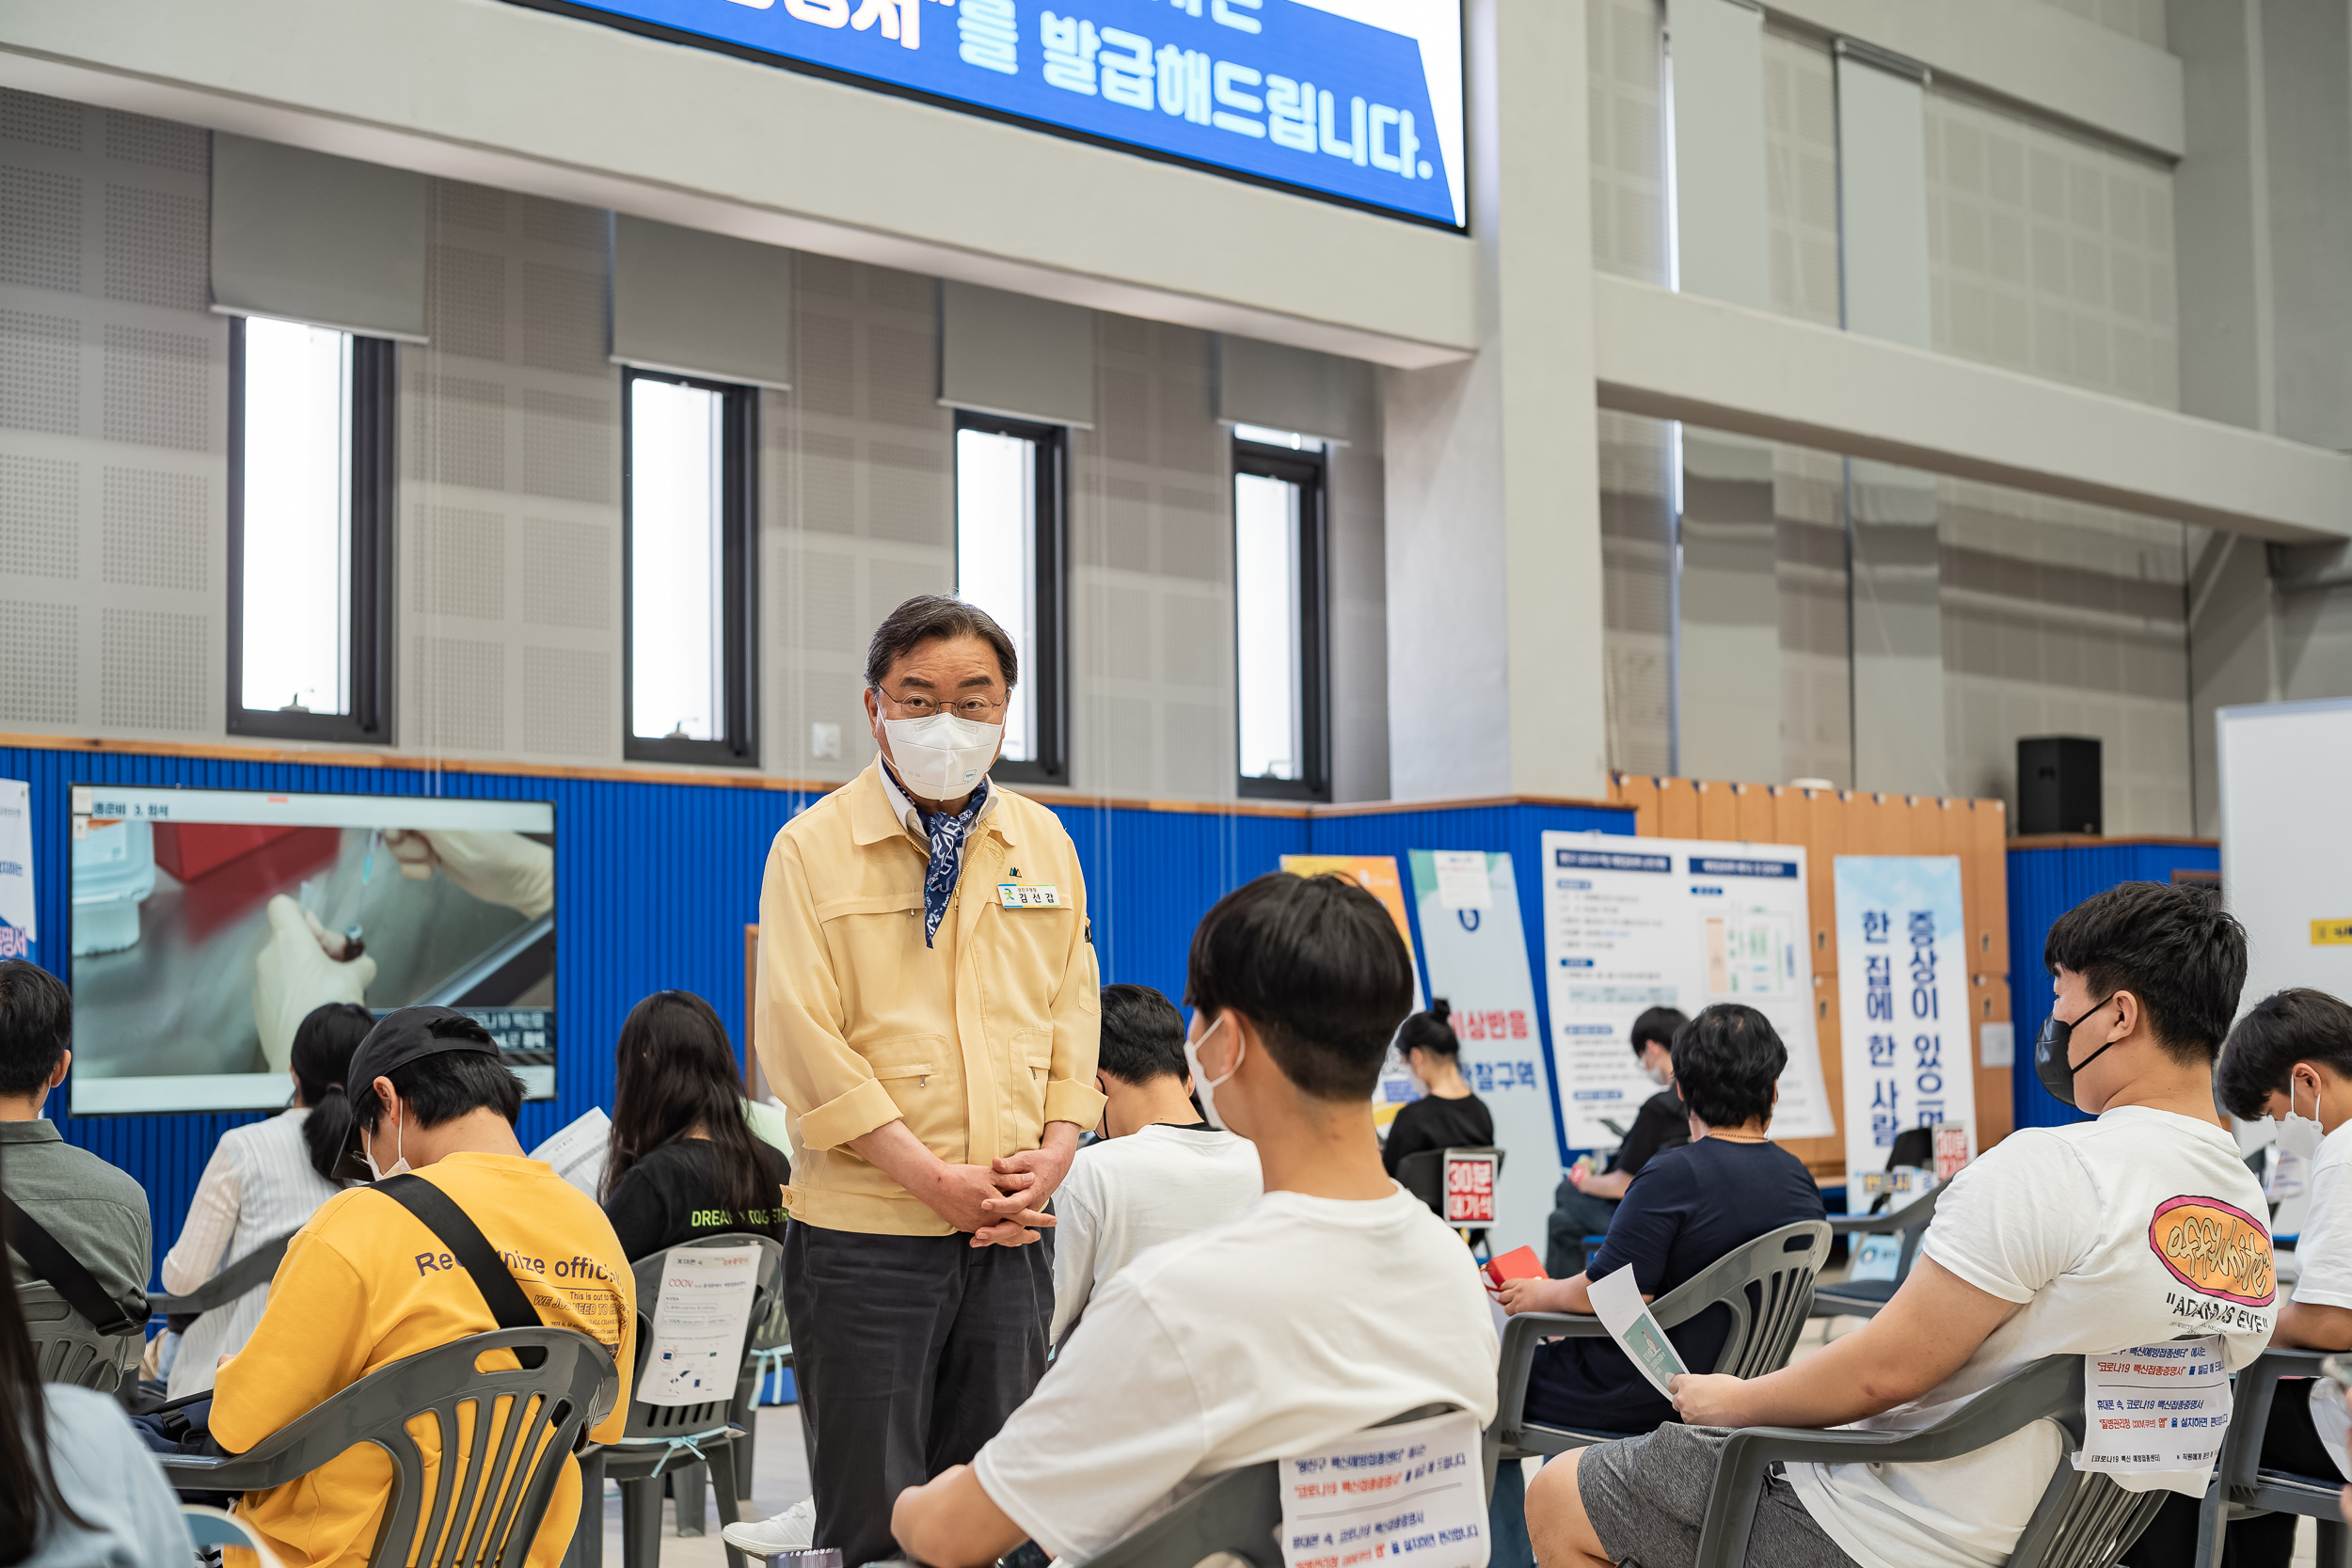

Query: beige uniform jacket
[755,759,1105,1235]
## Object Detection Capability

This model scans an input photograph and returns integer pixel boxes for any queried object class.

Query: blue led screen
[520,0,1466,228]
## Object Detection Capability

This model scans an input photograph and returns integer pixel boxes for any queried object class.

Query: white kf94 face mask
[2278,1077,2326,1164]
[1185,1014,1241,1131]
[882,711,1003,800]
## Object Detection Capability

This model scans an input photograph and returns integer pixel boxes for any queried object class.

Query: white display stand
[2218,697,2352,1010]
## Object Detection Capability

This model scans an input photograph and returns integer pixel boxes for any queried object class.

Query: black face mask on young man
[2033,995,2120,1110]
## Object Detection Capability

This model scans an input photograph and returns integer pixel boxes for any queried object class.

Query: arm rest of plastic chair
[2221,1347,2334,1492]
[1691,1354,2082,1568]
[1494,1312,1609,1449]
[1825,1184,1942,1239]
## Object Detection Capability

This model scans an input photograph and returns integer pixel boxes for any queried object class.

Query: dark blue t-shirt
[1524,1136,1824,1434]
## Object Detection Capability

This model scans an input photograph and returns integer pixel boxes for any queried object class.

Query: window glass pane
[630,377,725,741]
[955,427,1037,764]
[240,317,352,715]
[1232,423,1326,452]
[1235,471,1304,781]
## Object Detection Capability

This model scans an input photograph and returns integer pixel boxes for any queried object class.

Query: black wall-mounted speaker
[2016,736,2102,836]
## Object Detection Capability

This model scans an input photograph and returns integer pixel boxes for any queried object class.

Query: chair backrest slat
[18,1282,133,1393]
[1646,1222,1832,1381]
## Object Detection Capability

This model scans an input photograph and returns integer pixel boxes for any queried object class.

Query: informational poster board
[2219,697,2352,1012]
[1408,849,1556,1255]
[0,780,33,957]
[1539,832,1836,1150]
[1832,856,1977,1184]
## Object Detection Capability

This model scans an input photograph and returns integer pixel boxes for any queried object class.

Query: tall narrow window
[228,315,392,741]
[624,369,756,765]
[1233,428,1328,800]
[954,412,1066,784]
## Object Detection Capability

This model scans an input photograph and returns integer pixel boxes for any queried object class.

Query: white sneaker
[722,1497,817,1558]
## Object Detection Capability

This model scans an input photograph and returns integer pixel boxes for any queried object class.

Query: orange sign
[2148,1195,2276,1307]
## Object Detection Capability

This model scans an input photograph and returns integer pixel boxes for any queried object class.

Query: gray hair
[865,595,1019,690]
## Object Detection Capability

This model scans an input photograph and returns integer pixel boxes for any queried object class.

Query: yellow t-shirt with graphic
[212,1151,637,1568]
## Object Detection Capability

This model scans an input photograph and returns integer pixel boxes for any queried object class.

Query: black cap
[333,1006,501,1181]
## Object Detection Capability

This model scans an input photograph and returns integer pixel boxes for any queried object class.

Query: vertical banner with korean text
[0,780,32,957]
[1833,856,1977,1182]
[1409,849,1556,1257]
[1539,833,1835,1151]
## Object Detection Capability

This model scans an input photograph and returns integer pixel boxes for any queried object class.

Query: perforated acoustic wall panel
[0,91,222,742]
[764,256,954,782]
[1072,317,1234,800]
[16,741,1630,1284]
[402,182,620,764]
[1587,0,1668,286]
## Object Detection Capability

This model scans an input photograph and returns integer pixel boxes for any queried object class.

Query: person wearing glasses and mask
[730,595,1104,1568]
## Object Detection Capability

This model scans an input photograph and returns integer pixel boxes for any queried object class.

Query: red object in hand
[1484,1246,1547,1288]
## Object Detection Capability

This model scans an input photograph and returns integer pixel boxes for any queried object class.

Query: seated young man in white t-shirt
[2120,987,2352,1568]
[1049,982,1263,1346]
[1528,879,2278,1568]
[891,871,1501,1568]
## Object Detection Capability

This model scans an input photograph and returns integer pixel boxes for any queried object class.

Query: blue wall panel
[2006,840,2223,1131]
[20,744,1634,1287]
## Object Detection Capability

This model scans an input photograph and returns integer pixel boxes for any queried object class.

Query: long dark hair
[0,1142,89,1564]
[292,1003,374,1183]
[602,992,776,1234]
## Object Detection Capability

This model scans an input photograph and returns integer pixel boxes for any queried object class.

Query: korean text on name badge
[1279,1409,1487,1568]
[2077,1338,2231,1494]
[997,883,1063,909]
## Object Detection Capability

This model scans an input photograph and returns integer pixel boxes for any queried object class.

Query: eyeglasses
[875,686,1008,721]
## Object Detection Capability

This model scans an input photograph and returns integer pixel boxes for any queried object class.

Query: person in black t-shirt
[1379,1001,1494,1183]
[601,990,790,1259]
[1545,1006,1690,1275]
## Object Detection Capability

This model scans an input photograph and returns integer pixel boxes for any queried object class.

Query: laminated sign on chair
[1279,1410,1487,1568]
[2078,1338,2232,1493]
[644,1243,760,1406]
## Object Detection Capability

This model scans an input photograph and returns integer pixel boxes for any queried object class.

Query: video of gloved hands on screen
[67,785,556,1115]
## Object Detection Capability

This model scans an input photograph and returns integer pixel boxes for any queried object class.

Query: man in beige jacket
[740,595,1103,1566]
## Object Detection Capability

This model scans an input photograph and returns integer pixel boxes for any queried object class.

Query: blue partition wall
[15,743,1630,1285]
[2006,838,2223,1130]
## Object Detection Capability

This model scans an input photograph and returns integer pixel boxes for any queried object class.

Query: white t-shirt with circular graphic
[1785,1105,2277,1568]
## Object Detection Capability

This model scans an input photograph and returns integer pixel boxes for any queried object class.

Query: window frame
[225,315,396,744]
[620,366,760,768]
[952,409,1069,788]
[1232,436,1331,802]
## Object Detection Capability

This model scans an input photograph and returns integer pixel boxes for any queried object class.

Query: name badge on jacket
[997,883,1063,909]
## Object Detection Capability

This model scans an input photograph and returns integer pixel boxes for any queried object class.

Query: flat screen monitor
[69,785,556,1116]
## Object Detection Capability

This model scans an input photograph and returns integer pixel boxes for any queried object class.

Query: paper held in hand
[1588,1265,1689,1400]
[529,1106,611,1199]
[2077,1338,2233,1494]
[1278,1409,1488,1568]
[644,1243,761,1407]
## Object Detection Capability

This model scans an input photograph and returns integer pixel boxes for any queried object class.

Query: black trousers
[2122,1380,2339,1568]
[784,1220,1054,1568]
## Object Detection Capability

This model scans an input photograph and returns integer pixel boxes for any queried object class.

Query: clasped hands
[929,1144,1073,1248]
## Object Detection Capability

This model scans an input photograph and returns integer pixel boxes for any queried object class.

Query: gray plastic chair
[1487,1220,1831,1466]
[20,1281,140,1391]
[149,1229,295,1318]
[720,1285,791,1508]
[662,1236,787,1540]
[1692,1354,2161,1568]
[1810,1182,1943,1321]
[159,1325,620,1568]
[576,1233,783,1568]
[2193,1346,2346,1567]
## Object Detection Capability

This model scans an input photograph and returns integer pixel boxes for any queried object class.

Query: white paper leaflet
[643,1243,760,1408]
[1431,850,1493,911]
[529,1107,612,1200]
[1279,1409,1488,1568]
[1588,1263,1688,1399]
[2078,1338,2231,1495]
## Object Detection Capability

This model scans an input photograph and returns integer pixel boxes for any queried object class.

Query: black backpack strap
[373,1175,541,1330]
[0,1188,141,1336]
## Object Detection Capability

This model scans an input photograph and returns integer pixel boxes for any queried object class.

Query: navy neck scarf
[895,767,991,948]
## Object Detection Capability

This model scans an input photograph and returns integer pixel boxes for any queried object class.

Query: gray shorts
[1575,1423,1860,1568]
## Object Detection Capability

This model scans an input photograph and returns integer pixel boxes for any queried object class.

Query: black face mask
[2034,996,2119,1110]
